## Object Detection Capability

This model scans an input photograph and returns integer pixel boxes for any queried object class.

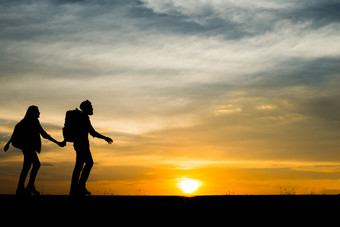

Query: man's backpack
[63,108,81,142]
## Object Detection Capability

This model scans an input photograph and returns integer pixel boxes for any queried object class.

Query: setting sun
[177,178,203,194]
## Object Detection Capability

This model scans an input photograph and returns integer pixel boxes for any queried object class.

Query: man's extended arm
[89,121,113,144]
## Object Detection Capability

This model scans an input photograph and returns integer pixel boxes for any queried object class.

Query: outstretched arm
[43,133,66,147]
[46,134,66,147]
[96,133,113,144]
[89,124,113,144]
[39,124,66,147]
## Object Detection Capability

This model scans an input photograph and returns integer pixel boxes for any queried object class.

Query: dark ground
[1,195,339,224]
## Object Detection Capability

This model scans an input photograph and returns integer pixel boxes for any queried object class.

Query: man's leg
[78,152,93,195]
[70,158,84,195]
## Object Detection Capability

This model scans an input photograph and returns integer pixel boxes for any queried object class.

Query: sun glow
[177,178,203,194]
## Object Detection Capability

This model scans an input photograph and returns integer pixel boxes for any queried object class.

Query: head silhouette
[24,105,40,119]
[80,100,93,115]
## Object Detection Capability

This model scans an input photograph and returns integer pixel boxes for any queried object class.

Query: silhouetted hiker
[3,105,66,195]
[63,100,113,196]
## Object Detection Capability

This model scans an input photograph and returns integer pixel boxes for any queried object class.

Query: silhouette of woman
[3,105,65,195]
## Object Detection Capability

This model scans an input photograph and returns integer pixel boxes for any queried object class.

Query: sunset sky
[1,0,340,195]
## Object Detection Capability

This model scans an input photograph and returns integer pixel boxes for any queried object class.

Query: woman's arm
[38,123,66,147]
[4,138,12,152]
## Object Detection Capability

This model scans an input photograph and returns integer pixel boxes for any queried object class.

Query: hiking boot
[79,184,91,196]
[83,186,91,196]
[25,185,40,195]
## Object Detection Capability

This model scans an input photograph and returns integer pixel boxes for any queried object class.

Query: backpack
[11,122,25,149]
[63,108,81,142]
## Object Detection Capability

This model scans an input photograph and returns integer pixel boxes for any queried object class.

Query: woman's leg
[27,152,40,192]
[17,150,34,195]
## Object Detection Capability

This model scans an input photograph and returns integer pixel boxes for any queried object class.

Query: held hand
[58,140,67,147]
[105,137,113,144]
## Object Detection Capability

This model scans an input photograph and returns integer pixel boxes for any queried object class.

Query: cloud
[1,0,339,135]
[141,0,340,38]
[1,0,339,84]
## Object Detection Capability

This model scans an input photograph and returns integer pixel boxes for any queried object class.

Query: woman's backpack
[11,122,25,149]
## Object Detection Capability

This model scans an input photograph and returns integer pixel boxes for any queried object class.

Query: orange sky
[1,0,340,195]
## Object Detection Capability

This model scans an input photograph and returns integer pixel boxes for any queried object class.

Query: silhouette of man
[70,100,113,195]
[3,105,65,195]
